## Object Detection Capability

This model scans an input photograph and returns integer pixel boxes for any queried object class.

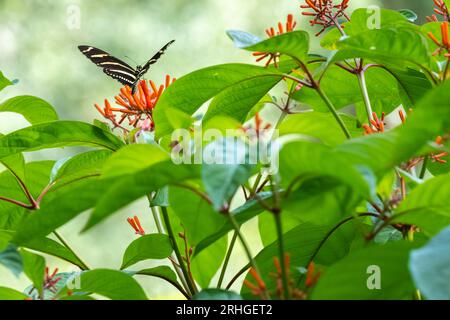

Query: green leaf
[279,140,372,199]
[136,266,180,290]
[409,226,450,299]
[50,149,112,184]
[154,64,286,138]
[0,287,28,300]
[242,221,357,298]
[0,121,124,159]
[279,112,354,146]
[194,192,272,256]
[0,96,58,125]
[169,186,226,245]
[20,249,46,296]
[0,244,23,277]
[0,71,13,91]
[102,144,169,178]
[227,30,309,63]
[202,138,254,210]
[311,242,417,300]
[394,173,450,235]
[13,177,114,244]
[191,236,227,288]
[74,269,147,300]
[24,237,87,270]
[333,28,430,67]
[121,234,172,269]
[0,133,26,183]
[194,289,242,300]
[84,162,200,231]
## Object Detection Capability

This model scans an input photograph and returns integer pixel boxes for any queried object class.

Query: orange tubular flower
[301,0,350,36]
[127,216,145,236]
[243,267,269,300]
[428,22,450,58]
[362,112,385,135]
[253,14,297,68]
[427,0,450,22]
[94,75,175,132]
[44,267,62,293]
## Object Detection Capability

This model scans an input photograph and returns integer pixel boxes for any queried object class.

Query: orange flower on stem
[427,0,450,22]
[362,112,385,135]
[253,14,297,68]
[301,0,350,36]
[127,216,145,236]
[241,112,272,140]
[305,262,321,288]
[428,21,450,58]
[243,267,269,300]
[94,75,175,132]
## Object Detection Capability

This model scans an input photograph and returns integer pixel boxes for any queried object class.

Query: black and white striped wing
[140,40,176,74]
[78,45,137,86]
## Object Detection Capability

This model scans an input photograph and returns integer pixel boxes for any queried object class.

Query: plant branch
[53,231,90,270]
[357,71,374,125]
[161,206,198,295]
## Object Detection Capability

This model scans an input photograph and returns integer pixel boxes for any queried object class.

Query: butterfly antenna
[124,55,140,66]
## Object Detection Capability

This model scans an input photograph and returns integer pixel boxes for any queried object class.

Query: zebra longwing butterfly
[78,40,175,93]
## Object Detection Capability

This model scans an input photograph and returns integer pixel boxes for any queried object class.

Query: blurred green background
[0,0,436,298]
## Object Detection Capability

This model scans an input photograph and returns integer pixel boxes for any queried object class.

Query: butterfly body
[78,40,175,93]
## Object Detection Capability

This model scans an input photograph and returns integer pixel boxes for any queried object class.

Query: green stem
[161,207,198,295]
[53,231,89,270]
[419,156,429,179]
[147,195,191,296]
[357,71,374,125]
[273,213,290,300]
[316,86,352,139]
[217,231,238,288]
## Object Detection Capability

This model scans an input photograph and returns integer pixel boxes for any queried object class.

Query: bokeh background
[0,0,436,298]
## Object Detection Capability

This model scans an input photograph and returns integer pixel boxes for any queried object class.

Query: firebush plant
[1,0,450,300]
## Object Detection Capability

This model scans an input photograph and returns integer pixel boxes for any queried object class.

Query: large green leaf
[154,64,286,138]
[136,266,180,290]
[73,269,147,300]
[0,133,26,183]
[0,121,124,159]
[0,71,13,92]
[24,237,87,270]
[409,226,450,300]
[169,186,226,245]
[311,242,417,300]
[121,234,173,269]
[13,176,114,244]
[279,112,357,146]
[191,236,227,288]
[227,30,309,63]
[0,244,22,277]
[333,27,430,68]
[394,173,450,235]
[0,96,58,124]
[241,221,357,298]
[279,140,372,199]
[20,249,46,296]
[194,192,272,256]
[0,287,28,300]
[50,150,112,183]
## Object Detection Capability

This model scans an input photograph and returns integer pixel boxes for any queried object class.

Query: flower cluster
[301,0,350,36]
[427,0,450,22]
[253,14,297,67]
[362,112,385,135]
[127,216,145,236]
[94,75,175,132]
[241,112,272,140]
